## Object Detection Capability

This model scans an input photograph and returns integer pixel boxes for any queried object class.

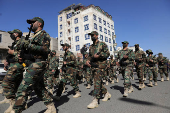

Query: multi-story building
[58,4,117,57]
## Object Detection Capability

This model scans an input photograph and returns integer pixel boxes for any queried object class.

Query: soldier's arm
[87,46,92,61]
[99,43,110,59]
[29,33,50,54]
[66,53,76,65]
[129,51,135,61]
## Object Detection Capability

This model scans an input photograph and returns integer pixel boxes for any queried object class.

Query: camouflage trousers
[159,67,168,78]
[13,61,53,113]
[84,67,92,84]
[60,68,79,92]
[121,66,132,88]
[144,66,147,78]
[92,68,107,99]
[148,66,158,82]
[109,67,117,80]
[2,62,24,100]
[44,69,59,90]
[136,65,144,84]
[103,69,109,81]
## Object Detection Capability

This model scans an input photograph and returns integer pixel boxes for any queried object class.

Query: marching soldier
[134,44,146,90]
[116,41,135,97]
[86,31,111,109]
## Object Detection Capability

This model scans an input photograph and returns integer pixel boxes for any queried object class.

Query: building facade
[58,4,117,57]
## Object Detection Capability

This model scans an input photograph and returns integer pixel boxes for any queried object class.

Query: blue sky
[0,0,170,59]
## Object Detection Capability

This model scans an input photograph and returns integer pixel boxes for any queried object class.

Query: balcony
[113,43,117,47]
[112,35,116,39]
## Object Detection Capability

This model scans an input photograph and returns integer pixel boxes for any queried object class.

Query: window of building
[60,25,62,30]
[99,26,102,32]
[110,46,112,51]
[108,30,110,35]
[100,35,103,41]
[60,40,63,45]
[67,21,70,27]
[105,36,108,42]
[67,13,72,19]
[94,23,97,30]
[109,38,111,43]
[107,23,110,28]
[104,28,107,34]
[59,17,62,21]
[75,36,79,42]
[76,45,80,51]
[99,17,102,23]
[60,32,62,37]
[85,34,90,40]
[112,32,115,36]
[103,20,106,26]
[84,24,89,31]
[85,43,91,48]
[113,39,116,43]
[75,27,79,33]
[111,25,113,29]
[0,34,1,43]
[74,18,78,24]
[93,14,97,21]
[84,15,88,22]
[114,47,116,51]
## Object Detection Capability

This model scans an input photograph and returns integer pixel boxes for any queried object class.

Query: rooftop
[59,4,112,19]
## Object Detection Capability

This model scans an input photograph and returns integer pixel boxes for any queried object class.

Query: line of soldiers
[0,16,169,113]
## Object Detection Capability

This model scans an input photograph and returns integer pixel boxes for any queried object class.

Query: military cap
[84,52,88,55]
[61,43,70,47]
[134,44,139,46]
[8,29,22,35]
[88,31,98,36]
[122,41,129,44]
[158,53,162,55]
[146,49,153,54]
[27,17,44,26]
[51,50,56,54]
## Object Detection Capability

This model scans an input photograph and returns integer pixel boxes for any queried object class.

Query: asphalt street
[0,73,170,113]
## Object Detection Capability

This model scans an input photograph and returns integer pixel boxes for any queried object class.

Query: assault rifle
[119,50,133,66]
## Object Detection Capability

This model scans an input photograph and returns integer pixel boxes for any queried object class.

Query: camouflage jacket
[63,50,76,68]
[29,30,51,60]
[75,60,83,71]
[88,41,110,69]
[110,59,116,68]
[48,55,59,70]
[146,55,157,67]
[116,48,135,67]
[134,50,146,66]
[157,57,168,68]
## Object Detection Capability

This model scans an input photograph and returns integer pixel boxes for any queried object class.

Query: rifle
[20,23,33,61]
[119,50,132,66]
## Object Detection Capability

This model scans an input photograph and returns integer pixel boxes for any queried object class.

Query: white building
[58,4,117,57]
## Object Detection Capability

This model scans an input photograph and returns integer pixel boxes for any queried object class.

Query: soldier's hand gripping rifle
[119,50,132,66]
[20,23,33,60]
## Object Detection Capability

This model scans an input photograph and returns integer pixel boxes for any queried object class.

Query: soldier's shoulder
[42,30,51,40]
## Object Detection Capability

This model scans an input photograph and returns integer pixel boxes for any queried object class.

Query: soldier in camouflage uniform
[157,53,169,81]
[134,44,146,90]
[11,17,56,113]
[75,57,83,83]
[143,61,148,81]
[109,55,119,84]
[83,52,92,89]
[145,49,158,87]
[0,29,24,113]
[86,31,111,109]
[116,41,135,97]
[60,43,81,98]
[44,50,59,94]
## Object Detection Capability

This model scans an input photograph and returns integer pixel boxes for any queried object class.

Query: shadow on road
[110,85,124,94]
[132,84,139,90]
[119,97,170,110]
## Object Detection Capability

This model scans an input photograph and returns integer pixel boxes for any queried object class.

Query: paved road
[0,73,170,113]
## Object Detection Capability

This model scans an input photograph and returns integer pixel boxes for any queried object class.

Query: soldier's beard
[32,26,38,32]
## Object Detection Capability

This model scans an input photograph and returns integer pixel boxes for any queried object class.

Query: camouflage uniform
[44,51,59,91]
[60,50,79,92]
[143,63,148,79]
[2,29,24,100]
[146,50,158,84]
[103,60,109,82]
[109,57,118,81]
[75,58,83,81]
[13,18,53,112]
[88,41,110,99]
[157,54,168,79]
[116,41,135,90]
[134,44,146,85]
